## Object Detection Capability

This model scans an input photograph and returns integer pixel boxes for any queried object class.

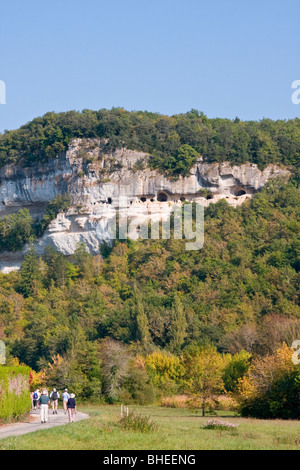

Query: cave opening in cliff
[157,192,168,202]
[107,197,112,204]
[180,197,185,202]
[140,197,147,203]
[232,188,246,197]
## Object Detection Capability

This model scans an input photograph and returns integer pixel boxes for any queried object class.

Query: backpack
[33,392,38,400]
[52,391,58,400]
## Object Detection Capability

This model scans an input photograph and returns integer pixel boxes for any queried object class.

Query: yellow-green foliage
[145,351,184,391]
[0,365,31,421]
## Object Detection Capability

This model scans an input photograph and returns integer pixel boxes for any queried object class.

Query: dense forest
[0,110,299,418]
[0,177,299,417]
[0,108,300,179]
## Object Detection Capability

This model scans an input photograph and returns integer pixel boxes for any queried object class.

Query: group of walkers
[31,388,77,424]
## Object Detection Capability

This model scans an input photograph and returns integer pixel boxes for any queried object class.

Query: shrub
[0,365,31,421]
[119,411,157,433]
[202,418,238,431]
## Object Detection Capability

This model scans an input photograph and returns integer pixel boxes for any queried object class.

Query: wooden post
[121,404,123,417]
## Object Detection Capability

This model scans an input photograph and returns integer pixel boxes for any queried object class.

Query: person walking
[39,390,50,423]
[35,389,41,409]
[50,388,60,414]
[67,394,76,423]
[62,388,70,415]
[32,390,39,410]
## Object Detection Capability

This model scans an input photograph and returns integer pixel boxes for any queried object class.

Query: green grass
[0,405,299,450]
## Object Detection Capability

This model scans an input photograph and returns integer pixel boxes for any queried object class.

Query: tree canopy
[0,109,299,179]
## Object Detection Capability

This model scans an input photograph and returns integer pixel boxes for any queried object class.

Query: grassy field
[0,405,299,450]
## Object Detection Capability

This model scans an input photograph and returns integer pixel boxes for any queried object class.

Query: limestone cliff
[0,138,290,272]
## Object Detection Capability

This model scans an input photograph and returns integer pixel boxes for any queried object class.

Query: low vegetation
[0,365,31,421]
[0,405,300,450]
[119,411,157,433]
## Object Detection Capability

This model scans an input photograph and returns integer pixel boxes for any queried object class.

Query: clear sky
[0,0,299,132]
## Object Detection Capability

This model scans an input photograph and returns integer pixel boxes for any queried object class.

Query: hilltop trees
[0,109,300,180]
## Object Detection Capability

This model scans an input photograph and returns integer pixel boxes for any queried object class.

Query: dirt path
[0,408,89,440]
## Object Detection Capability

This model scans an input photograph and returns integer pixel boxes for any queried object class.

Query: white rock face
[0,138,290,272]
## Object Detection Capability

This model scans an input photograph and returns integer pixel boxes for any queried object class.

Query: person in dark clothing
[50,388,60,414]
[32,390,39,410]
[67,393,76,422]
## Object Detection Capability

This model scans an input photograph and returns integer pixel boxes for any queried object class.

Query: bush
[119,411,157,433]
[0,365,31,421]
[202,418,238,431]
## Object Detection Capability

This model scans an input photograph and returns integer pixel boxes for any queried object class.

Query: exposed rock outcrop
[0,138,290,272]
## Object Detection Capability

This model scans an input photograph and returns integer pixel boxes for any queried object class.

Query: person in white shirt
[39,390,50,423]
[62,389,70,415]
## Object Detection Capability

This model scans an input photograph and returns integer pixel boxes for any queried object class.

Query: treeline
[0,194,71,252]
[0,178,299,417]
[0,108,300,177]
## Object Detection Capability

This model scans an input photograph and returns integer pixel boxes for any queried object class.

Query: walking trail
[0,408,89,440]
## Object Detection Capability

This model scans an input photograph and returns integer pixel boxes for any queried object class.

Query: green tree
[0,209,34,252]
[183,346,225,416]
[168,295,187,354]
[18,245,41,297]
[100,339,131,402]
[134,289,151,349]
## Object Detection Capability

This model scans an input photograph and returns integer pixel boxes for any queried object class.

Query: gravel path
[0,408,89,440]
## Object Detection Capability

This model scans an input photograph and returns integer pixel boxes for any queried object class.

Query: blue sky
[0,0,299,132]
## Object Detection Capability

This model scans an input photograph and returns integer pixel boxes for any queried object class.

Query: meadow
[0,405,299,450]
